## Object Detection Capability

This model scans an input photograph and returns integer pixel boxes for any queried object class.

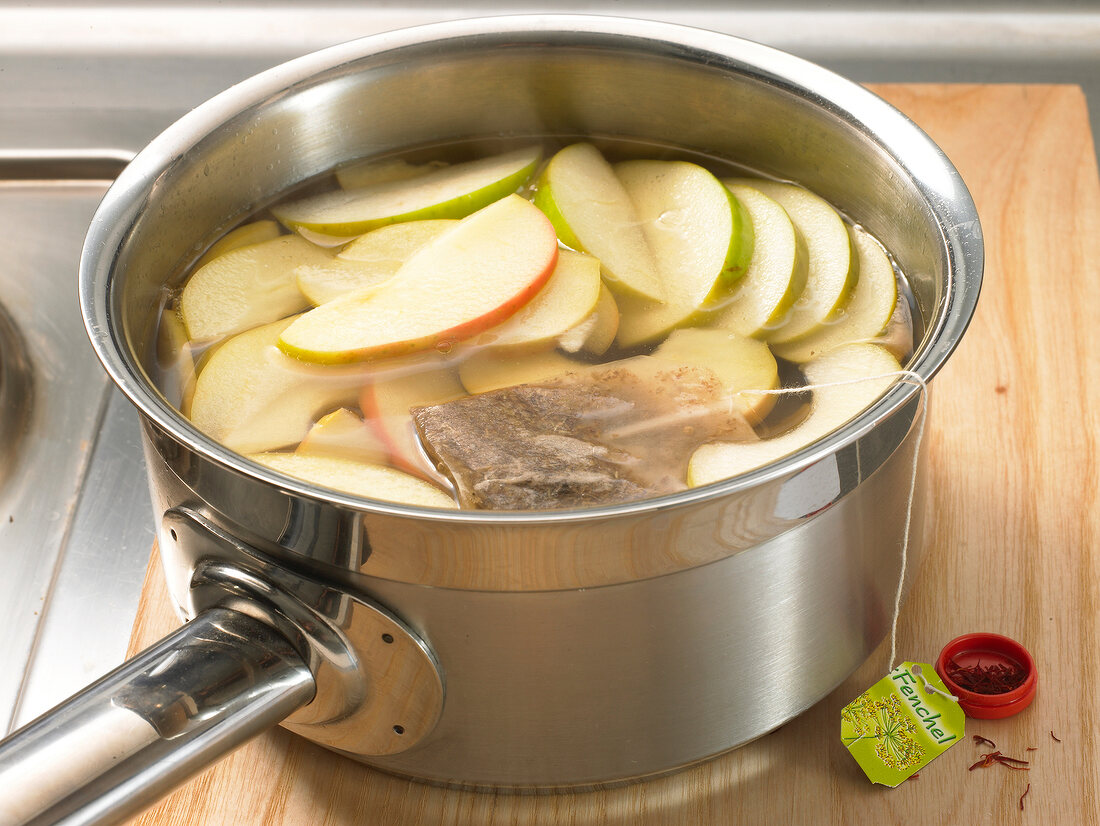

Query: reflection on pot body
[0,15,981,824]
[147,390,926,785]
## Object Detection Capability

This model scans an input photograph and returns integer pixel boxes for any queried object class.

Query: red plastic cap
[935,633,1037,720]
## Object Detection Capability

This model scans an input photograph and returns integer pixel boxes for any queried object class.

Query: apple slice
[335,157,447,190]
[297,407,388,464]
[156,306,198,413]
[687,343,902,486]
[194,220,283,270]
[248,452,457,509]
[360,362,466,478]
[471,250,602,351]
[730,180,856,345]
[650,328,780,424]
[874,295,916,362]
[180,234,326,341]
[613,160,753,347]
[188,316,369,454]
[533,143,664,302]
[771,227,898,363]
[558,283,620,356]
[711,182,808,338]
[458,348,585,395]
[338,219,456,263]
[272,145,541,237]
[297,220,455,306]
[278,194,559,363]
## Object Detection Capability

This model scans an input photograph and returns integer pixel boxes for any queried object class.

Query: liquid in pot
[153,138,915,510]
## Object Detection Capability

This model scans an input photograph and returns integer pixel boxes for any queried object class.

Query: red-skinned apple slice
[471,249,602,351]
[278,194,559,364]
[360,359,466,479]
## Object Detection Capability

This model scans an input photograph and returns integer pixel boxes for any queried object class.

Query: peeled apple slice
[613,160,752,347]
[558,283,620,356]
[735,179,857,344]
[188,317,369,455]
[650,328,780,424]
[278,195,559,364]
[193,219,282,270]
[297,408,388,465]
[248,452,457,508]
[533,142,664,302]
[712,182,807,337]
[687,343,902,486]
[180,234,321,340]
[335,157,446,190]
[337,219,457,263]
[296,220,457,305]
[770,227,898,363]
[272,145,541,237]
[457,348,585,395]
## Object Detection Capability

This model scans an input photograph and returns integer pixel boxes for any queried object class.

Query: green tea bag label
[841,661,964,786]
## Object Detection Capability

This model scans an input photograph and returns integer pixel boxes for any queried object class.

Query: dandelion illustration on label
[841,662,964,786]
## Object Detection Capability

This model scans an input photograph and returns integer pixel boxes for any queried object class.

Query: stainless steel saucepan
[0,15,981,825]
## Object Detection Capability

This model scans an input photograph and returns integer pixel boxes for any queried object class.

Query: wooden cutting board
[126,84,1100,825]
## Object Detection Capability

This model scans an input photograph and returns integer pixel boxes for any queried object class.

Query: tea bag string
[748,368,928,676]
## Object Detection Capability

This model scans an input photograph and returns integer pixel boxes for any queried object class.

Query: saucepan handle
[0,607,315,826]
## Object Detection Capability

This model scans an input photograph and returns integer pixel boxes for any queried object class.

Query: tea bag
[411,356,756,510]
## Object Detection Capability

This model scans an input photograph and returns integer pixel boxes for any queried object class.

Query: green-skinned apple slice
[711,182,808,337]
[613,160,753,347]
[687,343,901,486]
[533,143,664,302]
[272,145,541,237]
[297,407,387,465]
[181,234,326,340]
[360,362,466,479]
[278,194,559,364]
[457,348,584,395]
[188,317,369,454]
[558,283,620,356]
[248,451,457,509]
[650,328,780,424]
[771,227,898,363]
[472,250,602,351]
[729,180,856,344]
[194,219,283,270]
[295,220,457,305]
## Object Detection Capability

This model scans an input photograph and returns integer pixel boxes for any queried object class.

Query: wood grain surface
[126,84,1100,825]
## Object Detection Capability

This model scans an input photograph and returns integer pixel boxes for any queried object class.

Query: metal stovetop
[2,0,1099,737]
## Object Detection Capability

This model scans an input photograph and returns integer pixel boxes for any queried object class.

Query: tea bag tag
[841,661,965,786]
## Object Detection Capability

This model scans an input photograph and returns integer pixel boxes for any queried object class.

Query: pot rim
[78,14,982,525]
